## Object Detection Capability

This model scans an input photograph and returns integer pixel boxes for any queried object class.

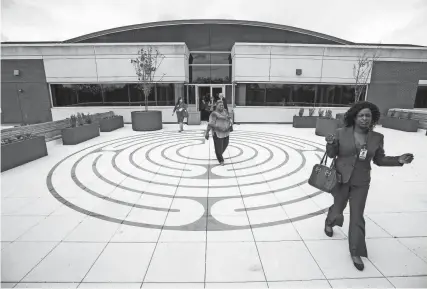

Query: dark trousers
[326,182,370,257]
[213,132,229,163]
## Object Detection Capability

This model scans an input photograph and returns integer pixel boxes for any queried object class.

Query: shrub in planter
[382,110,418,132]
[1,134,48,172]
[62,113,100,145]
[99,113,124,132]
[293,108,318,128]
[315,109,340,136]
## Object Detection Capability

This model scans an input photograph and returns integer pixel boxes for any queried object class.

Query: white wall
[234,107,349,123]
[51,107,178,123]
[233,44,427,84]
[1,43,189,83]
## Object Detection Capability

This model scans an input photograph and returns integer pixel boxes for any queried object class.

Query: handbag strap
[320,152,337,169]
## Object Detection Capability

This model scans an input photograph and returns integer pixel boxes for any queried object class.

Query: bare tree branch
[130,46,166,111]
[352,45,381,103]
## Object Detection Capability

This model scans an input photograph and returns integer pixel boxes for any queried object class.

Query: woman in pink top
[205,100,232,165]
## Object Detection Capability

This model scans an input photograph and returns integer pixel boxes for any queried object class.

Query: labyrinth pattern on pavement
[46,130,329,231]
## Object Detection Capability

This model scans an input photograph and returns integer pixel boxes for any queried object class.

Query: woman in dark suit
[324,101,414,271]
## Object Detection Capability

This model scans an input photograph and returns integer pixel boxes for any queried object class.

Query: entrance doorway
[196,85,225,121]
[198,85,225,121]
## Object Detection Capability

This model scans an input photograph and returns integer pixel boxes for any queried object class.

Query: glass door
[198,85,211,121]
[210,85,224,102]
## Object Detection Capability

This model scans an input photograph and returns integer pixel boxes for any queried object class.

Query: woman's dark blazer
[326,126,402,185]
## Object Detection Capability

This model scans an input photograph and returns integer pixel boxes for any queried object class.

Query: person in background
[217,92,228,111]
[207,94,215,114]
[172,97,187,132]
[324,101,414,271]
[205,100,232,165]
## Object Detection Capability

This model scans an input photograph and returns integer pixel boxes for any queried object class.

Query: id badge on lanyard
[359,145,368,160]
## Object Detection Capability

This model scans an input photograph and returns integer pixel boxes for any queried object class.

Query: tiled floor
[2,124,427,288]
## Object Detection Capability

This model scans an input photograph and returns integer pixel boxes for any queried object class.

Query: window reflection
[190,54,210,64]
[51,84,77,107]
[241,83,357,107]
[129,84,154,105]
[210,54,231,64]
[415,86,427,108]
[156,84,175,106]
[190,66,231,84]
[51,83,176,107]
[73,84,103,105]
[102,84,129,105]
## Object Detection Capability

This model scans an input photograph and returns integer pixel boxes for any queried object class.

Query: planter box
[1,136,48,172]
[382,117,418,132]
[292,116,318,128]
[336,113,345,128]
[187,112,201,125]
[99,116,124,132]
[315,118,340,136]
[62,123,100,145]
[131,111,162,131]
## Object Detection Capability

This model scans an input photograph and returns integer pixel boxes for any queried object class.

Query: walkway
[2,124,427,288]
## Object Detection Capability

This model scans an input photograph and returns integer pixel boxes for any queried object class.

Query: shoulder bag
[308,152,340,193]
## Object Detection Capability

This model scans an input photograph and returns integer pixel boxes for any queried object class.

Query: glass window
[266,84,291,106]
[240,83,358,107]
[190,53,210,65]
[210,54,231,64]
[156,84,175,106]
[51,83,180,107]
[190,66,211,83]
[185,85,196,105]
[291,85,316,106]
[316,85,356,107]
[190,66,231,84]
[210,66,231,83]
[129,84,155,106]
[102,84,129,106]
[246,84,266,106]
[51,84,77,107]
[415,86,427,108]
[74,84,103,105]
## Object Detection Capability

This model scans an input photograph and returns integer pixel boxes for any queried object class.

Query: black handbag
[308,152,340,193]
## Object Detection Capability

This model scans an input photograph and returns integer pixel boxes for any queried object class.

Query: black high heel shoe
[324,224,333,237]
[351,256,364,271]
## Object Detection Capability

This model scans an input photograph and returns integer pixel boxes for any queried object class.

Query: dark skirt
[176,110,185,123]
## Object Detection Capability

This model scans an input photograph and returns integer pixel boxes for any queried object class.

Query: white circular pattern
[47,130,329,231]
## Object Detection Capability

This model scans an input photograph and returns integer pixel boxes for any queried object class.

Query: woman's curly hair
[344,101,381,129]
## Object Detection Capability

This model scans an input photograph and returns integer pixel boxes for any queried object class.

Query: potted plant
[336,112,346,128]
[292,108,317,128]
[1,133,48,172]
[62,112,100,145]
[315,109,340,136]
[99,112,124,132]
[130,47,165,131]
[382,109,418,132]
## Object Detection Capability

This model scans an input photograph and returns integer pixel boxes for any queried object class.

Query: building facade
[1,19,427,124]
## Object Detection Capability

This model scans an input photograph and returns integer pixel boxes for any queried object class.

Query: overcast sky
[1,0,426,46]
